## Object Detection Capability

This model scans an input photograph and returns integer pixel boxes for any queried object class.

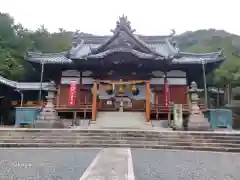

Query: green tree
[0,13,73,81]
[0,13,29,80]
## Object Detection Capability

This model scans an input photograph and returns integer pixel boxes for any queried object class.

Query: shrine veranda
[0,16,225,123]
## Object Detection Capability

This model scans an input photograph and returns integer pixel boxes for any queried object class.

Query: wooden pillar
[145,80,150,122]
[79,72,82,105]
[56,83,60,107]
[92,80,97,121]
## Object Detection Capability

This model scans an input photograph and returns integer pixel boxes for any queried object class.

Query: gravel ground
[0,148,100,180]
[132,149,240,180]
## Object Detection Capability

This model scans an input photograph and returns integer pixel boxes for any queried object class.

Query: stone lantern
[35,81,64,128]
[187,81,210,130]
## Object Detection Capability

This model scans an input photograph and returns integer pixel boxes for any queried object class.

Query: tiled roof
[25,16,224,65]
[26,49,224,65]
[69,42,177,60]
[27,52,72,64]
[68,16,178,60]
[172,51,225,64]
[147,43,177,58]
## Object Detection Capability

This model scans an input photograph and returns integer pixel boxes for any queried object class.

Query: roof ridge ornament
[218,48,224,56]
[169,29,176,37]
[72,29,81,47]
[164,29,179,56]
[111,15,136,34]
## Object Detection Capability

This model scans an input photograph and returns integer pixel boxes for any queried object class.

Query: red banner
[69,81,77,106]
[164,79,170,108]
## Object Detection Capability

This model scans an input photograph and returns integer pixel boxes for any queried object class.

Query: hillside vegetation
[1,12,240,88]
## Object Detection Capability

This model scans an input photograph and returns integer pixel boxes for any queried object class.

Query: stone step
[94,112,148,128]
[0,143,239,152]
[1,131,240,139]
[1,136,240,142]
[1,139,239,148]
[0,128,239,134]
[1,135,240,142]
[2,136,240,144]
[0,129,239,152]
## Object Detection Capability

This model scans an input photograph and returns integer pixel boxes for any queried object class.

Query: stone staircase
[0,129,240,152]
[90,112,152,129]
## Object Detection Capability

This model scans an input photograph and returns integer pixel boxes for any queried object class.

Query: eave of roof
[0,75,51,90]
[173,50,225,64]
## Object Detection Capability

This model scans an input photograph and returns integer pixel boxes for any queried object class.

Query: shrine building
[25,16,225,122]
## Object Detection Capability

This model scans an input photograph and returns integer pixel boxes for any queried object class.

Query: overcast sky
[0,0,239,35]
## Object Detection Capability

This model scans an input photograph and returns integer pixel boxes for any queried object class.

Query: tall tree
[0,13,28,80]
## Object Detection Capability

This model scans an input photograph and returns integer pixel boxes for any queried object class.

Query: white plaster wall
[150,78,187,85]
[82,77,93,84]
[61,77,80,84]
[61,70,80,77]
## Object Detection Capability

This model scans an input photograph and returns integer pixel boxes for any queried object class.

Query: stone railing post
[187,81,210,130]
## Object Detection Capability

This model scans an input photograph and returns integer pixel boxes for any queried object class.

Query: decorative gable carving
[105,31,134,50]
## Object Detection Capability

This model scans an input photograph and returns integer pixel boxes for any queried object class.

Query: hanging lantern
[131,85,137,92]
[119,86,124,94]
[106,84,113,95]
[132,88,140,96]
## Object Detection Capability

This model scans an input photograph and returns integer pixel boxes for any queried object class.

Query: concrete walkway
[79,148,134,180]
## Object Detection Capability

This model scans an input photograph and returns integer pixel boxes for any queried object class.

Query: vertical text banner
[69,80,77,106]
[164,79,170,108]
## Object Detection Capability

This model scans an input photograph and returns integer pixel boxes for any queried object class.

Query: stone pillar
[119,98,124,112]
[35,81,64,128]
[187,81,210,130]
[172,104,183,130]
